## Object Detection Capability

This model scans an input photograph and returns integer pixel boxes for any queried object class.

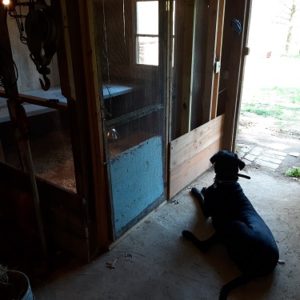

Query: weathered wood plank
[189,0,208,130]
[169,139,222,198]
[173,0,195,135]
[60,0,112,255]
[201,0,219,123]
[221,0,250,150]
[169,115,224,198]
[170,114,224,169]
[211,0,226,119]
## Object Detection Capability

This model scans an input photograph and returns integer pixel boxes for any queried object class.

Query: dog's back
[203,182,279,276]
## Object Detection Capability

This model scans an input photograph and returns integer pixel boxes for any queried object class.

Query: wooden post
[0,5,47,258]
[222,0,250,150]
[201,0,219,124]
[210,0,226,119]
[172,0,195,136]
[232,0,252,149]
[58,0,112,257]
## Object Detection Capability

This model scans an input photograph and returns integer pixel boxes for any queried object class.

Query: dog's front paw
[190,187,201,197]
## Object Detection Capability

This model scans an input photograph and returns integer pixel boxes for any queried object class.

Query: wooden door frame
[222,0,252,150]
[58,0,252,251]
[58,0,113,258]
[168,0,252,198]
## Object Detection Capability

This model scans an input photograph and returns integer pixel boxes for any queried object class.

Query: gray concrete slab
[34,167,300,300]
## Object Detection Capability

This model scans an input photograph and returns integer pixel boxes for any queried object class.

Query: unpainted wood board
[0,161,82,213]
[190,0,209,129]
[201,0,219,123]
[221,0,249,150]
[169,138,222,198]
[170,114,224,169]
[38,181,83,214]
[173,0,195,135]
[211,0,226,119]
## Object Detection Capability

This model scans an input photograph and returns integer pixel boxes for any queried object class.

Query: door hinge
[214,60,221,74]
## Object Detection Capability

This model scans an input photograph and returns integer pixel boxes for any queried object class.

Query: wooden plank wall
[168,114,224,198]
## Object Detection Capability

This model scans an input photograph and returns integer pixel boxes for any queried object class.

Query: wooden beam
[172,0,195,136]
[232,0,252,150]
[201,0,219,124]
[1,6,48,258]
[18,93,67,110]
[210,0,226,119]
[221,0,250,150]
[59,0,112,258]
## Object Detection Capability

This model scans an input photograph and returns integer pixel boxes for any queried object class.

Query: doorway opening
[236,0,300,177]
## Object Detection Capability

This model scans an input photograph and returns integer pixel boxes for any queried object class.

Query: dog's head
[210,150,245,181]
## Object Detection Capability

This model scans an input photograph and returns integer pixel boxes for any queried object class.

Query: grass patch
[265,87,300,104]
[243,103,284,118]
[285,167,300,178]
[242,86,300,121]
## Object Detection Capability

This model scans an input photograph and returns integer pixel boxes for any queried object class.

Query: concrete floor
[34,164,300,300]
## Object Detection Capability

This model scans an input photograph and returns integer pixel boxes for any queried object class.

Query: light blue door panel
[110,136,164,236]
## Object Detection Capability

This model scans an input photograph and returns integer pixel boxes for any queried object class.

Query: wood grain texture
[211,0,226,119]
[169,115,224,198]
[201,0,219,124]
[221,0,250,150]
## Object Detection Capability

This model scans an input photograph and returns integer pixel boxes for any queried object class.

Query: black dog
[182,150,279,300]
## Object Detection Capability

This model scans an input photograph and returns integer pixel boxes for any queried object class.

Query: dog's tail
[219,274,252,300]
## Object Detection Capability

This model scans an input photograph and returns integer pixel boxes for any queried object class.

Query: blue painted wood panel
[110,136,164,235]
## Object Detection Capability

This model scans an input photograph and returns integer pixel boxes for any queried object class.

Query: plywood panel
[169,115,224,198]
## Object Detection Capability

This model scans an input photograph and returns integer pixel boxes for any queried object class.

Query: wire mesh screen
[94,0,166,237]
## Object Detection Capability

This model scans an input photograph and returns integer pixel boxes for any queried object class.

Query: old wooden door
[95,0,169,238]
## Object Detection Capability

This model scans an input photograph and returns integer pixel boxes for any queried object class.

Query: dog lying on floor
[182,150,279,300]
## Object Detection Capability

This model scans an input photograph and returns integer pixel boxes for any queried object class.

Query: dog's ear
[210,152,220,164]
[238,159,245,170]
